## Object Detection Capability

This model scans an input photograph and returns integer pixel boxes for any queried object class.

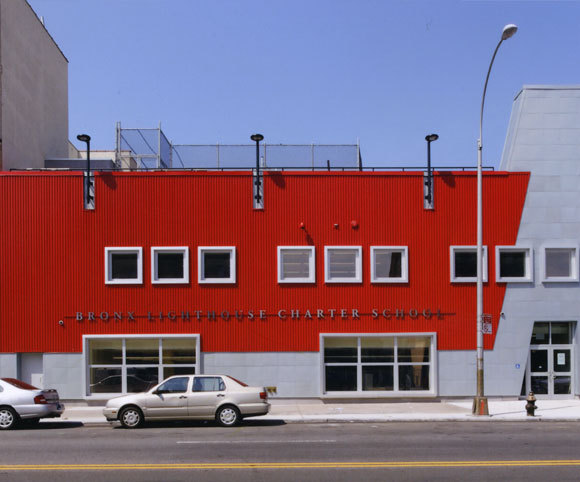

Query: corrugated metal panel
[0,170,529,353]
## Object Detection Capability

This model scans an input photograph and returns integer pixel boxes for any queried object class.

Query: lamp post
[251,133,264,204]
[473,24,517,416]
[425,134,439,207]
[76,134,91,208]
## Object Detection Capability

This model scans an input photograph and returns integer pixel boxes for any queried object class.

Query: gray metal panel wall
[491,85,580,396]
[0,353,18,378]
[43,353,84,399]
[202,352,320,398]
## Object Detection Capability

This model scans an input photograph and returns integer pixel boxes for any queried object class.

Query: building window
[322,335,435,395]
[370,246,408,283]
[151,247,189,284]
[324,246,362,283]
[105,247,143,285]
[198,247,236,284]
[85,336,198,396]
[277,246,315,283]
[450,246,488,283]
[541,246,579,282]
[495,246,533,283]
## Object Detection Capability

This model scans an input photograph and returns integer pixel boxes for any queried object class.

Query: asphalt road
[1,421,579,481]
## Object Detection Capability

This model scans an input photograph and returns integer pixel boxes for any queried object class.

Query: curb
[62,416,580,426]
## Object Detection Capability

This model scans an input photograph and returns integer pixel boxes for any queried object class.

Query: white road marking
[177,440,337,444]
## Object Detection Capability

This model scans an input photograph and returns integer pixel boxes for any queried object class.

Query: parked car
[103,374,270,428]
[0,378,65,430]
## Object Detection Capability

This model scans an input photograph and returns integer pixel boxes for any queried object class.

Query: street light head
[76,134,91,143]
[250,134,264,142]
[425,134,439,142]
[501,24,518,40]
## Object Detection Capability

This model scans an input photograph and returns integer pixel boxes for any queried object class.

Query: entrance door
[527,322,574,398]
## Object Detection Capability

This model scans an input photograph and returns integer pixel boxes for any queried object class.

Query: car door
[145,376,191,419]
[188,376,226,417]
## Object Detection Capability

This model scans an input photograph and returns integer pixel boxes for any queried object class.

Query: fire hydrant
[525,391,537,416]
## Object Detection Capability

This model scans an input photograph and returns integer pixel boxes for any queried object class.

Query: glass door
[527,322,574,398]
[529,346,549,395]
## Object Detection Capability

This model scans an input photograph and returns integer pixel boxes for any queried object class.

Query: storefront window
[126,338,159,365]
[397,336,430,363]
[323,335,434,395]
[361,337,394,363]
[362,366,393,391]
[89,339,122,365]
[162,338,197,364]
[127,367,159,392]
[86,336,198,396]
[90,368,122,393]
[324,337,357,363]
[398,365,430,391]
[325,366,357,391]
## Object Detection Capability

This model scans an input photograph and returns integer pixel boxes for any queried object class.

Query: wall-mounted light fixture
[251,134,264,208]
[425,133,438,209]
[76,134,93,209]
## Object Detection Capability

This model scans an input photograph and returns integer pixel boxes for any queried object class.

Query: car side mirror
[152,389,164,395]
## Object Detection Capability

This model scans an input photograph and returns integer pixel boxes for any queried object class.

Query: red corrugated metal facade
[0,170,529,354]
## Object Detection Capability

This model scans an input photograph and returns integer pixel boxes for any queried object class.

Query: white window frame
[151,247,189,284]
[319,333,437,398]
[541,244,579,283]
[450,245,488,283]
[495,246,533,283]
[324,246,362,284]
[277,246,315,284]
[370,246,409,283]
[198,246,237,284]
[82,334,200,400]
[105,247,143,285]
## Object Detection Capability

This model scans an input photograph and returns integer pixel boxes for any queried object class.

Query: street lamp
[250,134,264,205]
[474,24,517,416]
[76,134,92,208]
[425,134,439,207]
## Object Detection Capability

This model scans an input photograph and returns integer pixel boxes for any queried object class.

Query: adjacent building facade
[0,0,69,171]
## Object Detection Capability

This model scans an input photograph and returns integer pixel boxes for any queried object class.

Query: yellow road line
[1,460,580,470]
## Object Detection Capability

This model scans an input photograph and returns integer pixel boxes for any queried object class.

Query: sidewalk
[59,398,580,425]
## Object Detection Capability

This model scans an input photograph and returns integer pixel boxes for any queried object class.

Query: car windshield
[226,376,248,387]
[2,378,39,390]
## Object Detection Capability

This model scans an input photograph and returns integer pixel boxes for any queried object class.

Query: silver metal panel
[495,85,580,397]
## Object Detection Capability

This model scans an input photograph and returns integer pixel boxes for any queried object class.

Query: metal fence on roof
[115,123,361,170]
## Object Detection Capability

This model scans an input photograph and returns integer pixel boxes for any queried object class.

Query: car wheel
[216,405,240,427]
[119,406,143,429]
[0,407,19,430]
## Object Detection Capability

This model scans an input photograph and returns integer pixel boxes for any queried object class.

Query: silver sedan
[0,378,64,430]
[103,374,270,428]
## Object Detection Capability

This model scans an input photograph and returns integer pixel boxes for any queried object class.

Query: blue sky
[29,0,580,168]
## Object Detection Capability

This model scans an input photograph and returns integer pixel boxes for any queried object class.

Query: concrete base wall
[1,345,572,399]
[202,352,320,398]
[438,351,475,396]
[42,353,84,399]
[0,354,18,378]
